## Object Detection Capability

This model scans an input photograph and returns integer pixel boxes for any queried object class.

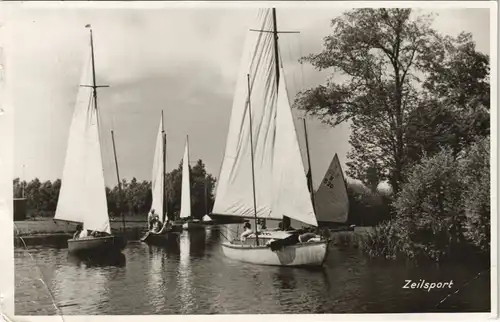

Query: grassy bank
[14,218,147,237]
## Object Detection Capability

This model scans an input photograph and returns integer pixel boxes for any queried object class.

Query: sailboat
[179,137,204,231]
[201,179,214,225]
[301,117,351,230]
[141,111,182,245]
[54,26,126,255]
[212,8,328,267]
[314,153,351,230]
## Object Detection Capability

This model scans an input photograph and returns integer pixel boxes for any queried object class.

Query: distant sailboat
[314,153,350,227]
[201,179,214,225]
[212,8,328,267]
[54,26,126,255]
[141,111,181,245]
[301,118,351,229]
[180,137,204,231]
[151,111,167,224]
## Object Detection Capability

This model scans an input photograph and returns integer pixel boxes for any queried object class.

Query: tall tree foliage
[166,159,216,220]
[295,9,489,195]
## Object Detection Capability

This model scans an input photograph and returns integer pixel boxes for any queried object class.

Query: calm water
[15,227,490,315]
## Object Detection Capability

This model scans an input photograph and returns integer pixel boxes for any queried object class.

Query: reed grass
[329,227,373,248]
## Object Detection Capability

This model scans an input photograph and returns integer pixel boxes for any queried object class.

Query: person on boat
[267,228,320,251]
[240,222,253,241]
[152,218,163,233]
[73,224,83,239]
[79,228,89,239]
[148,209,157,230]
[273,222,284,231]
[153,220,172,235]
[91,230,111,237]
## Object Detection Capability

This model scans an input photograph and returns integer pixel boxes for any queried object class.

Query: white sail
[150,115,165,219]
[212,10,280,220]
[314,154,349,223]
[54,43,110,234]
[272,67,317,226]
[179,138,191,219]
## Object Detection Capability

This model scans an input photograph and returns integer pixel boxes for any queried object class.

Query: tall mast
[247,73,259,246]
[90,29,99,114]
[84,25,110,229]
[83,27,109,120]
[303,118,316,212]
[204,178,209,216]
[186,135,191,218]
[111,130,125,231]
[162,110,167,222]
[272,8,292,230]
[272,8,280,86]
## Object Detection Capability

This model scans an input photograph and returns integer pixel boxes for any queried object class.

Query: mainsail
[213,10,317,227]
[179,138,191,219]
[314,154,349,223]
[54,41,110,234]
[272,66,317,226]
[150,113,165,220]
[213,10,278,220]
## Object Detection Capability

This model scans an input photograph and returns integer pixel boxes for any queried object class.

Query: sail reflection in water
[146,246,166,311]
[177,231,194,313]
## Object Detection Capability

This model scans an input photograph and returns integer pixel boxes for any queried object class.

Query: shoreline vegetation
[14,9,490,265]
[293,9,490,264]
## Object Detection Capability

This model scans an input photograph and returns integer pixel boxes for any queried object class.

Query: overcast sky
[2,2,491,188]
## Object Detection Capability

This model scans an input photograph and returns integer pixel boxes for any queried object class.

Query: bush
[393,149,466,261]
[461,137,490,252]
[346,182,392,226]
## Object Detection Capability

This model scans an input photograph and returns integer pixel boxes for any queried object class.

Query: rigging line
[297,32,306,93]
[435,267,490,308]
[219,230,232,242]
[13,224,65,321]
[286,35,299,100]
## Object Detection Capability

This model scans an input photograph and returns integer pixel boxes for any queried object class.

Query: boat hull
[221,240,328,267]
[141,231,180,246]
[182,221,205,231]
[67,235,126,256]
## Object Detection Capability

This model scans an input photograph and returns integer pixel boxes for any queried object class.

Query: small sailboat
[213,8,328,267]
[54,26,126,255]
[141,111,181,245]
[314,153,351,230]
[179,137,204,231]
[201,179,215,225]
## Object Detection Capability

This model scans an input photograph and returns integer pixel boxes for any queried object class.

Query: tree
[25,178,42,210]
[418,32,490,156]
[13,178,22,198]
[295,9,489,195]
[296,9,436,194]
[50,179,61,211]
[166,159,216,220]
[38,181,53,211]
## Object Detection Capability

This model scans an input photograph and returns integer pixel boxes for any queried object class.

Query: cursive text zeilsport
[403,279,454,292]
